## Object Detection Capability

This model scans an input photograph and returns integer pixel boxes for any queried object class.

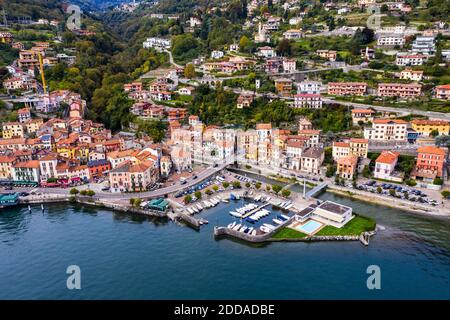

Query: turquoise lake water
[0,192,449,299]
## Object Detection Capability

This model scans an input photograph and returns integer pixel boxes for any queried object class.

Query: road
[11,160,232,200]
[322,98,450,120]
[163,49,182,68]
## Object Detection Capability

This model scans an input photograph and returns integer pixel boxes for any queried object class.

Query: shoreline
[326,186,450,218]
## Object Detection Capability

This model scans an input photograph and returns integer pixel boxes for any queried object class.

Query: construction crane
[37,52,47,94]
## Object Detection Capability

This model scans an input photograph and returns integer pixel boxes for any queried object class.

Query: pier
[240,202,271,219]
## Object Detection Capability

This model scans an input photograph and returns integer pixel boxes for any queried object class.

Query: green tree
[194,191,202,199]
[222,181,230,188]
[232,181,241,189]
[255,182,261,189]
[389,189,396,197]
[362,165,371,178]
[281,189,291,198]
[245,182,251,188]
[205,189,213,195]
[70,188,79,195]
[184,195,192,204]
[277,39,292,56]
[87,190,95,197]
[212,185,219,192]
[430,129,440,138]
[184,63,196,79]
[272,184,283,193]
[129,198,135,206]
[377,186,382,194]
[433,177,443,185]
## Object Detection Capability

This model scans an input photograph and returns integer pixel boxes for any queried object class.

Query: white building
[283,29,303,39]
[143,37,171,51]
[312,201,353,228]
[211,50,224,59]
[364,119,408,141]
[282,59,296,73]
[289,17,302,25]
[294,94,323,109]
[396,53,426,66]
[412,35,436,56]
[257,46,276,58]
[297,81,322,94]
[377,34,405,47]
[374,151,400,181]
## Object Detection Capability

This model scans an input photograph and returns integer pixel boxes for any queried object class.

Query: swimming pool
[296,220,323,234]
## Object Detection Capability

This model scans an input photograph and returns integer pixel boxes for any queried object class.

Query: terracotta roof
[376,151,399,165]
[411,119,449,126]
[352,109,374,114]
[13,160,39,168]
[417,146,446,156]
[337,155,358,166]
[373,119,407,124]
[256,123,272,130]
[350,138,369,144]
[333,141,350,148]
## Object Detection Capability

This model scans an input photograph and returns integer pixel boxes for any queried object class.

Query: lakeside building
[377,83,422,98]
[336,155,358,180]
[364,119,408,141]
[327,82,367,96]
[374,151,402,182]
[411,120,450,137]
[412,146,447,183]
[312,201,353,228]
[332,139,369,161]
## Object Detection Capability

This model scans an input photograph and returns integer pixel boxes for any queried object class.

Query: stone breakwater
[19,195,167,218]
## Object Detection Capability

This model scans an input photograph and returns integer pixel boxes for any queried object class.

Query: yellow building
[411,120,450,137]
[0,155,16,180]
[25,118,44,134]
[2,122,25,139]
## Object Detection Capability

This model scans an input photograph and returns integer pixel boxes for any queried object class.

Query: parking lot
[355,180,439,206]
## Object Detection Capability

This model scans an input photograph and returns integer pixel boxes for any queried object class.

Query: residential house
[336,155,358,180]
[374,151,401,182]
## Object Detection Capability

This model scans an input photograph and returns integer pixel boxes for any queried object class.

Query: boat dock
[240,202,271,219]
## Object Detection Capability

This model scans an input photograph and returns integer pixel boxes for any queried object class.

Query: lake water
[0,192,449,299]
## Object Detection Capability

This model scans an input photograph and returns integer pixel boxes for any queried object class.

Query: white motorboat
[230,211,242,218]
[228,221,236,229]
[197,204,203,211]
[233,224,242,231]
[263,223,275,230]
[273,218,283,225]
[260,226,271,233]
[251,230,257,236]
[222,199,229,203]
[239,225,247,232]
[191,207,198,213]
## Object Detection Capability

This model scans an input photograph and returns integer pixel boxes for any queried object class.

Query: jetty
[240,202,270,219]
